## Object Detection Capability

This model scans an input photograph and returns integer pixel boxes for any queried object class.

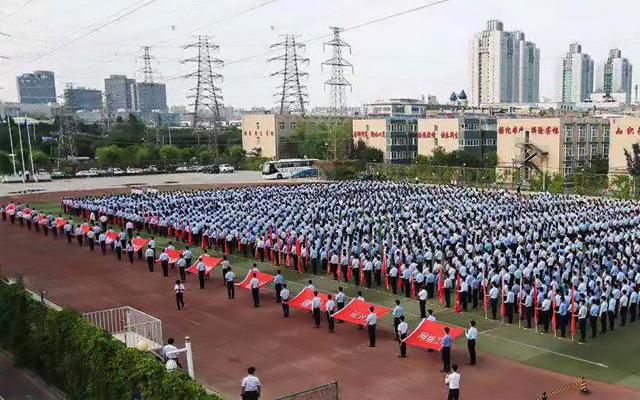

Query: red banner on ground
[403,320,465,351]
[331,299,390,325]
[289,287,330,312]
[132,237,150,252]
[235,271,274,289]
[186,255,223,277]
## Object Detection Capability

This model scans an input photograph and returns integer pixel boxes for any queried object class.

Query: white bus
[261,158,319,180]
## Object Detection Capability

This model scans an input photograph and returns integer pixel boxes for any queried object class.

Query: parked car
[205,164,220,174]
[219,164,235,173]
[75,170,97,177]
[187,165,204,172]
[51,170,66,179]
[111,167,125,175]
[126,167,144,175]
[176,165,190,173]
[145,165,159,173]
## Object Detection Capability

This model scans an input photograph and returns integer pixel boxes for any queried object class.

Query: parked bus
[261,158,319,180]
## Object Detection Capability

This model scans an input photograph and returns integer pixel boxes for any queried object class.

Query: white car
[126,167,144,175]
[176,166,189,173]
[76,170,97,177]
[219,164,235,173]
[112,167,125,175]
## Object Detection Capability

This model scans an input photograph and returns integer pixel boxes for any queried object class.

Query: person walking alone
[174,280,185,310]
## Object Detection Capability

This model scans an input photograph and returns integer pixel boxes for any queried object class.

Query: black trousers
[242,391,259,400]
[461,291,468,311]
[621,306,628,326]
[176,293,184,310]
[353,268,360,286]
[66,231,72,243]
[313,308,321,327]
[179,266,186,282]
[226,281,235,299]
[426,282,435,298]
[100,241,106,254]
[468,339,476,365]
[368,324,376,347]
[442,346,451,371]
[222,268,228,285]
[252,288,260,307]
[147,256,154,272]
[365,270,372,288]
[88,238,95,251]
[525,306,533,328]
[374,270,381,286]
[282,301,290,317]
[601,313,607,333]
[311,258,318,275]
[393,317,400,340]
[444,288,451,308]
[330,263,338,280]
[490,298,498,319]
[590,316,598,338]
[608,311,615,330]
[389,277,397,294]
[327,311,334,332]
[115,247,122,260]
[404,280,411,298]
[399,333,407,356]
[505,302,513,324]
[419,299,426,318]
[579,318,587,342]
[161,260,169,276]
[630,304,637,322]
[275,283,282,302]
[447,388,460,400]
[198,270,205,289]
[340,265,348,282]
[128,251,134,264]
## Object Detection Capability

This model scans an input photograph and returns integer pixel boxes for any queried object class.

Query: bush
[0,282,218,400]
[240,156,270,171]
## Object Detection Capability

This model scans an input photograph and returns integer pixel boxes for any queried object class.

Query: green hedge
[0,282,220,400]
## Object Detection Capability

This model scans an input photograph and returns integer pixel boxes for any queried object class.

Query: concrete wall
[417,118,460,156]
[609,117,640,173]
[497,118,562,173]
[242,114,277,158]
[352,118,387,155]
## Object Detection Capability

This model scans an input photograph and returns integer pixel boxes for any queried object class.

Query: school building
[608,117,640,174]
[352,115,498,164]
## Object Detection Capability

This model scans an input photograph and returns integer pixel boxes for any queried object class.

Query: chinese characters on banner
[615,127,640,135]
[498,126,560,135]
[243,131,275,136]
[352,131,385,138]
[402,320,465,351]
[417,131,458,139]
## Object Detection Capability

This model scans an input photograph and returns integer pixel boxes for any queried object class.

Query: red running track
[1,221,638,400]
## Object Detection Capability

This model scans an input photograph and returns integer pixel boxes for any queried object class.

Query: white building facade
[561,42,594,103]
[469,20,540,107]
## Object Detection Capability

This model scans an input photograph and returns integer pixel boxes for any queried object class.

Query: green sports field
[32,200,640,389]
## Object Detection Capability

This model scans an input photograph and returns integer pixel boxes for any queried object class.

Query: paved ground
[0,171,290,196]
[0,350,64,400]
[1,222,638,400]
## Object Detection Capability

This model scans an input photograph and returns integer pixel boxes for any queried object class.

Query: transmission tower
[182,35,224,152]
[139,45,158,83]
[57,84,79,167]
[268,34,309,116]
[322,27,353,116]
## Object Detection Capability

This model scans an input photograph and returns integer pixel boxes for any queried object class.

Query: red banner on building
[331,299,390,325]
[289,287,330,312]
[186,255,223,277]
[403,320,465,351]
[235,271,274,289]
[132,237,150,252]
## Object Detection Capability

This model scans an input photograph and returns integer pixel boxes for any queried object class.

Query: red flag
[570,286,576,338]
[453,272,462,313]
[483,278,489,317]
[518,274,524,316]
[382,250,389,290]
[403,320,465,351]
[332,299,391,325]
[551,295,557,334]
[500,275,506,318]
[235,271,274,289]
[410,273,416,299]
[188,231,193,246]
[201,234,207,250]
[132,237,150,252]
[186,255,222,277]
[533,283,539,323]
[306,238,310,266]
[360,255,365,285]
[437,268,445,306]
[224,239,229,254]
[255,241,259,261]
[289,288,330,311]
[326,251,331,277]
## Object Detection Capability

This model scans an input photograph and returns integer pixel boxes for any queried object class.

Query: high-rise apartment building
[16,70,57,104]
[104,75,137,112]
[137,82,167,112]
[65,86,103,111]
[469,20,540,106]
[594,49,633,103]
[561,42,594,103]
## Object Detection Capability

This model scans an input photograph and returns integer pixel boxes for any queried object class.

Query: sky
[0,0,639,109]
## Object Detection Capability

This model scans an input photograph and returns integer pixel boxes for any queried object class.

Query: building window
[590,143,598,156]
[603,126,610,140]
[459,139,464,146]
[290,122,296,129]
[578,126,586,142]
[564,146,573,157]
[278,122,285,130]
[603,143,609,158]
[256,122,261,129]
[578,144,586,159]
[564,126,573,142]
[563,163,573,176]
[589,125,597,142]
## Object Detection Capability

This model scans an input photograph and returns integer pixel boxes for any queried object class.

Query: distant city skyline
[0,0,639,108]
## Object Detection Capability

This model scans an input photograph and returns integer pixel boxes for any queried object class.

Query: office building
[468,20,540,106]
[561,43,594,103]
[104,75,137,112]
[352,115,497,164]
[65,87,102,111]
[16,70,57,104]
[496,117,610,178]
[594,49,633,103]
[137,82,167,112]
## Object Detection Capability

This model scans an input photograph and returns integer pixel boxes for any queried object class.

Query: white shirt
[312,296,321,309]
[445,372,461,389]
[225,271,236,282]
[418,289,427,301]
[241,374,261,392]
[326,299,336,312]
[250,277,259,288]
[163,344,178,359]
[397,321,408,335]
[466,326,478,340]
[174,283,185,293]
[427,314,437,322]
[280,288,290,301]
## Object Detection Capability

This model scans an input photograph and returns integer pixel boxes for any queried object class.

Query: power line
[0,0,36,23]
[268,34,309,116]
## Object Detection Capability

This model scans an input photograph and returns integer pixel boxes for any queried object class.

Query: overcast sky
[0,0,638,109]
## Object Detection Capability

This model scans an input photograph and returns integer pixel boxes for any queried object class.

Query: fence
[366,163,639,199]
[83,306,163,350]
[275,381,340,400]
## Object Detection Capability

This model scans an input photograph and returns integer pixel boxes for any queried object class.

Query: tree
[0,151,12,174]
[159,145,182,167]
[625,143,640,176]
[134,146,154,167]
[30,149,49,167]
[95,145,122,168]
[355,140,383,162]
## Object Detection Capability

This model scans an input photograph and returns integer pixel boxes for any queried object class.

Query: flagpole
[500,274,505,325]
[5,115,17,175]
[25,116,38,182]
[16,114,26,183]
[482,264,487,319]
[518,273,523,328]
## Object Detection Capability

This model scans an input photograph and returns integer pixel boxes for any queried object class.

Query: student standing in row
[312,291,321,328]
[397,316,408,358]
[418,285,428,318]
[176,255,187,282]
[159,250,170,277]
[99,232,107,254]
[225,267,236,299]
[240,367,261,400]
[280,284,290,318]
[336,287,346,324]
[126,241,134,264]
[465,320,478,365]
[175,280,185,310]
[366,306,377,347]
[392,299,404,341]
[441,327,453,372]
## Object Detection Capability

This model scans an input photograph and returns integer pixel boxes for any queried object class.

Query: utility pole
[322,27,353,161]
[182,35,224,153]
[139,46,157,83]
[268,34,309,116]
[57,90,78,168]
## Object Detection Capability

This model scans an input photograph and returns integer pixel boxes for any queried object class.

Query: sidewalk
[0,350,65,400]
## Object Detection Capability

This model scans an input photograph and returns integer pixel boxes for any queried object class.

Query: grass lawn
[31,201,640,389]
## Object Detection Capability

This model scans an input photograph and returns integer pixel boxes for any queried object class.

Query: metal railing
[84,306,163,350]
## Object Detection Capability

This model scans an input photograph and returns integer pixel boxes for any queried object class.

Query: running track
[1,221,638,400]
